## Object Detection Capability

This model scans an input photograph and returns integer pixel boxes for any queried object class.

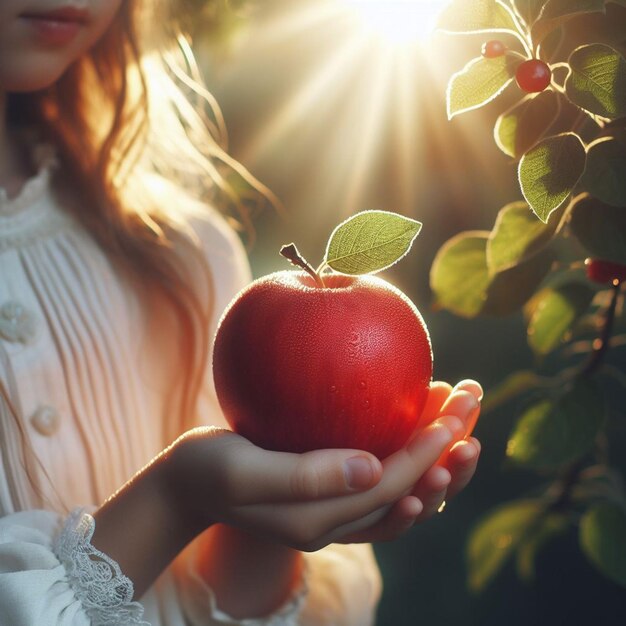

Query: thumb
[234,445,383,504]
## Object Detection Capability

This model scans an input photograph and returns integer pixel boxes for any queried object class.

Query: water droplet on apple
[363,399,370,409]
[359,381,367,389]
[330,385,337,393]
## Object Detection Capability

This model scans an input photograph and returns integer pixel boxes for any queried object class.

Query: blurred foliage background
[181,0,626,623]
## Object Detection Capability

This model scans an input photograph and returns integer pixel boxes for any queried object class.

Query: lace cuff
[52,507,150,626]
[203,560,309,626]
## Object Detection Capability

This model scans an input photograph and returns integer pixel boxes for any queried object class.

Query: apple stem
[280,243,326,288]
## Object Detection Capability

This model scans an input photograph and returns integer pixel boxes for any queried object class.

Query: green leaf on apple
[526,281,596,355]
[581,137,626,206]
[447,55,518,119]
[323,210,422,276]
[506,379,605,469]
[494,91,560,159]
[565,44,626,120]
[580,502,626,588]
[437,0,518,34]
[569,196,626,264]
[518,133,587,223]
[467,499,544,592]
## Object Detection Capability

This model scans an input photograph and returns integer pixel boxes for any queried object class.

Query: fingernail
[455,380,484,402]
[344,456,376,490]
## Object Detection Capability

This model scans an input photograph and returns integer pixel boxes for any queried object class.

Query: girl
[0,1,483,624]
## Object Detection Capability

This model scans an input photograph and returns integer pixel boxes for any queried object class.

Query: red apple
[213,270,433,459]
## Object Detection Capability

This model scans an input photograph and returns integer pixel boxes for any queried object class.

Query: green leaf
[516,513,569,582]
[448,56,518,119]
[582,138,626,206]
[580,503,626,587]
[542,0,605,18]
[538,26,564,62]
[494,91,560,159]
[324,210,421,275]
[483,248,554,316]
[467,500,543,592]
[438,0,518,34]
[430,232,491,318]
[533,0,606,41]
[565,44,626,119]
[431,231,552,318]
[482,369,550,413]
[507,379,605,469]
[513,0,547,26]
[527,281,595,354]
[569,196,626,264]
[519,133,587,223]
[487,200,561,273]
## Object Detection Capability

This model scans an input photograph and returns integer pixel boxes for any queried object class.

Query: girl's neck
[0,91,37,198]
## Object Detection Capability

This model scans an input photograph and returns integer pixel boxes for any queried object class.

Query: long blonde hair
[4,0,273,509]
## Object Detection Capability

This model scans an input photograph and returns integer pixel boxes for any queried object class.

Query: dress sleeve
[170,209,382,625]
[0,508,150,625]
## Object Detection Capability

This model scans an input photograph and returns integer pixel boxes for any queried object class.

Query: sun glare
[342,0,450,46]
[218,0,465,225]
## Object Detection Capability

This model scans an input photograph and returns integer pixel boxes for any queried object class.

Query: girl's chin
[1,61,71,93]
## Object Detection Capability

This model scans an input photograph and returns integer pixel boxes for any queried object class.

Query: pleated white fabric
[0,156,382,625]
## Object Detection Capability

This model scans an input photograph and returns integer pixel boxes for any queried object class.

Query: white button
[0,301,38,344]
[30,405,61,436]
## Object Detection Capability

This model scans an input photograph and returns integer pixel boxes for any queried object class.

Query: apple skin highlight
[213,270,433,460]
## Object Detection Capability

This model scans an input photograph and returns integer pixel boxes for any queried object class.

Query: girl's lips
[19,7,89,45]
[20,6,90,23]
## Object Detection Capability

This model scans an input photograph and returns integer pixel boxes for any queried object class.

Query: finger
[419,382,453,428]
[453,379,483,403]
[436,390,479,466]
[439,390,479,432]
[230,443,384,504]
[322,415,464,527]
[410,465,450,521]
[231,415,463,545]
[445,438,481,499]
[451,380,482,437]
[336,496,424,544]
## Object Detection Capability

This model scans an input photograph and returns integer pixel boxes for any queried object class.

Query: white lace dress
[0,153,382,625]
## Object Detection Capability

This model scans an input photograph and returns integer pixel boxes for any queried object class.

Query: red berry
[482,40,506,58]
[585,258,626,285]
[516,59,552,92]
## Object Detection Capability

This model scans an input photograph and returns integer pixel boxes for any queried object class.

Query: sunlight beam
[243,34,370,162]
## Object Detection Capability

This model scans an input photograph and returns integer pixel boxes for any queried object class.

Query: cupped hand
[164,379,481,551]
[337,379,482,543]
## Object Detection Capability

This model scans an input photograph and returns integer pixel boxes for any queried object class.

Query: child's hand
[164,379,481,551]
[336,379,482,543]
